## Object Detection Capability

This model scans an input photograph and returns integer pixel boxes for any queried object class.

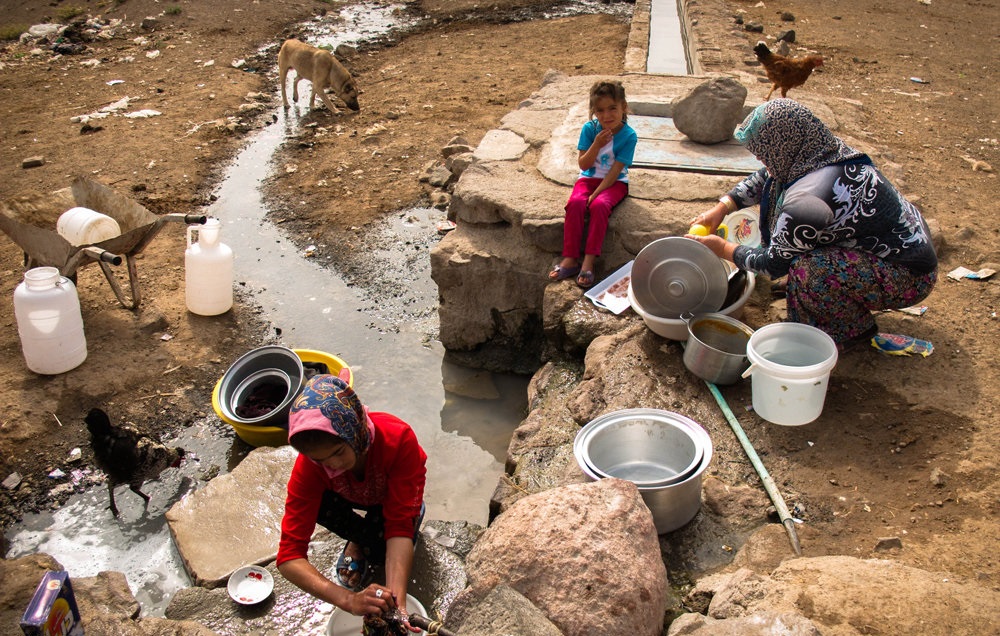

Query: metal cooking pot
[682,313,754,385]
[574,409,713,534]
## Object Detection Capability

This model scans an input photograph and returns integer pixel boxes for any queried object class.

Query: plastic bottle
[56,207,121,245]
[185,218,234,315]
[13,267,88,374]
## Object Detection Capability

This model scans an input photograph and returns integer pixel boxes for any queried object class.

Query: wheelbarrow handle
[83,246,123,266]
[160,213,208,224]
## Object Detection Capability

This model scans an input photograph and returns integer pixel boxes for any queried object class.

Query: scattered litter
[48,468,66,479]
[102,96,132,112]
[436,219,457,234]
[872,333,934,357]
[285,163,298,174]
[68,448,82,462]
[232,59,246,68]
[896,305,928,316]
[304,245,317,257]
[947,266,995,281]
[909,77,930,84]
[433,534,457,548]
[807,441,814,447]
[917,0,930,4]
[146,50,161,59]
[106,79,124,85]
[2,472,22,489]
[81,59,101,68]
[123,109,162,118]
[160,333,174,341]
[203,59,215,67]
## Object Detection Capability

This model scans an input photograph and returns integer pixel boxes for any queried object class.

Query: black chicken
[84,408,185,516]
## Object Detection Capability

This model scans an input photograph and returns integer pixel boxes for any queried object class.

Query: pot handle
[680,311,694,325]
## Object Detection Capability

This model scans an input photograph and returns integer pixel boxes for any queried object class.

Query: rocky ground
[0,0,998,616]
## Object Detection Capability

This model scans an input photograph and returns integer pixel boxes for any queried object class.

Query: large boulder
[682,556,1000,636]
[671,78,748,144]
[458,478,670,636]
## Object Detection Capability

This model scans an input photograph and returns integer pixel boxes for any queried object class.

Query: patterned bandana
[288,375,372,459]
[735,98,863,184]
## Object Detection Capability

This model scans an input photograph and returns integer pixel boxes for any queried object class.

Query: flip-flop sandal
[576,270,595,289]
[548,264,581,281]
[334,545,372,591]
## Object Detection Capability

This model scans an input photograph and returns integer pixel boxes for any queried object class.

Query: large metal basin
[574,409,713,533]
[583,412,702,486]
[216,345,304,428]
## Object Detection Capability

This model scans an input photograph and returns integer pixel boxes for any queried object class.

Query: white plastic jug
[56,207,121,245]
[13,267,88,374]
[185,218,234,316]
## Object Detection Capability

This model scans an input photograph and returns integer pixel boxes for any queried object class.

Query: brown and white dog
[278,38,360,113]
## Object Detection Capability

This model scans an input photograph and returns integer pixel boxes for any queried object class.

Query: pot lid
[631,237,728,318]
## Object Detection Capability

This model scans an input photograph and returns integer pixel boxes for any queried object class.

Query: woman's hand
[690,205,728,234]
[349,584,396,616]
[684,233,732,261]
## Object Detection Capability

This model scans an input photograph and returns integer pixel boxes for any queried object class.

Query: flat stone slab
[166,445,297,587]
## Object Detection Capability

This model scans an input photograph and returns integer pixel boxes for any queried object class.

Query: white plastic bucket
[185,218,234,316]
[13,267,88,374]
[745,322,838,426]
[56,207,121,245]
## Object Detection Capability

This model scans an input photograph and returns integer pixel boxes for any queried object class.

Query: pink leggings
[562,178,628,258]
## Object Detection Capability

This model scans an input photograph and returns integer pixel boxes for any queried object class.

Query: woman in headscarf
[276,374,426,628]
[687,99,937,350]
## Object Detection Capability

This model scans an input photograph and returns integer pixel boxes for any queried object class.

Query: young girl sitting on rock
[548,80,638,288]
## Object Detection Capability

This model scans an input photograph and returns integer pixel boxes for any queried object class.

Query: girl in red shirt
[276,375,426,628]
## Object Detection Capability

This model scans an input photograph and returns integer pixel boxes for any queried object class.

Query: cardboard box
[20,571,84,636]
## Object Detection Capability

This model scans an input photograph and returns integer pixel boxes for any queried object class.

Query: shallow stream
[6,4,530,616]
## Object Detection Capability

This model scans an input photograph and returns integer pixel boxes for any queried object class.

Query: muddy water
[5,4,530,617]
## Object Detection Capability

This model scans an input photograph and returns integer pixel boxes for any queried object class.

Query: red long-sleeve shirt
[276,412,427,566]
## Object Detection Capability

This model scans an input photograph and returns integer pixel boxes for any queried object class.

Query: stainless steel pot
[574,409,713,534]
[682,313,754,385]
[217,345,305,427]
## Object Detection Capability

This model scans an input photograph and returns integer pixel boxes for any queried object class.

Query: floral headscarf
[735,98,863,183]
[735,99,869,240]
[288,375,374,475]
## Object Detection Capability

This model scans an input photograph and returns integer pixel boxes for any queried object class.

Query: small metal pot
[682,313,754,385]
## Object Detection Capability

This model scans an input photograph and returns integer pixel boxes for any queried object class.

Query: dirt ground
[1,0,998,593]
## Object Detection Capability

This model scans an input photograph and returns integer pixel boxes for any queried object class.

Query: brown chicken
[753,41,824,100]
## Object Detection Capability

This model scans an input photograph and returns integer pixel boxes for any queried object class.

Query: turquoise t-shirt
[577,119,638,183]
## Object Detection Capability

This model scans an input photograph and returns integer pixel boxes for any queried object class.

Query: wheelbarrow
[0,176,206,310]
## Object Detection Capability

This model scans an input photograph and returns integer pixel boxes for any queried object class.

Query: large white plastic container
[185,218,233,316]
[56,206,121,245]
[745,322,838,426]
[14,267,88,374]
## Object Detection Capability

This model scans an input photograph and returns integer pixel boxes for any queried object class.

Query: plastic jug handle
[187,224,197,248]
